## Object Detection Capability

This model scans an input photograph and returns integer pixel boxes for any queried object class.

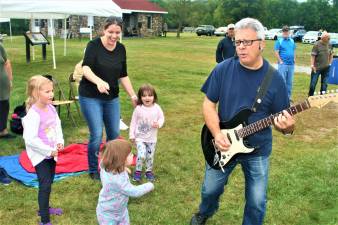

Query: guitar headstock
[308,90,338,108]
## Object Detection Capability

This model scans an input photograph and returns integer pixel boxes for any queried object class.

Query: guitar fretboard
[237,100,311,138]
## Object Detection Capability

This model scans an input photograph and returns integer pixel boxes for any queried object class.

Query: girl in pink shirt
[129,84,164,182]
[22,75,64,225]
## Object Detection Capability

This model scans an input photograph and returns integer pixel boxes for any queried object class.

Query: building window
[34,19,40,27]
[58,20,63,29]
[66,18,70,29]
[147,16,152,29]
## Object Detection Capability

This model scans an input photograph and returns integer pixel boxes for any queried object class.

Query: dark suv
[196,25,215,36]
[291,29,307,42]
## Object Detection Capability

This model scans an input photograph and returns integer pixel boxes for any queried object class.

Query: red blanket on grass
[19,143,92,173]
[19,142,136,174]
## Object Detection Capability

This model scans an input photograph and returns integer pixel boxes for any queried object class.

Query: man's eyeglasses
[234,39,261,46]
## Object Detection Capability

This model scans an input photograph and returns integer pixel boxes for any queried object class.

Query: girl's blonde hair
[137,83,158,105]
[101,139,131,173]
[25,75,53,111]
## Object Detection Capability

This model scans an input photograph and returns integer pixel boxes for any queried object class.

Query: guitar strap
[251,64,276,112]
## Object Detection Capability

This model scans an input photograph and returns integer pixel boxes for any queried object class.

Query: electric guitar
[201,92,338,172]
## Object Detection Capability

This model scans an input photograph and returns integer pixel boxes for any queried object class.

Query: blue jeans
[278,64,294,99]
[308,67,329,96]
[79,96,120,174]
[199,156,269,225]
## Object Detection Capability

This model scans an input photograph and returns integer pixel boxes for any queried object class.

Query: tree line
[152,0,338,33]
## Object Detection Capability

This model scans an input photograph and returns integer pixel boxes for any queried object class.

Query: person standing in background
[163,22,168,37]
[274,25,296,101]
[215,23,236,63]
[308,31,333,96]
[0,40,15,139]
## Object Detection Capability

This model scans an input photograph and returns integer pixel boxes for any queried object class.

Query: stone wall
[137,13,163,37]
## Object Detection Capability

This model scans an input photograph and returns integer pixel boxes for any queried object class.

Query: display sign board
[23,31,50,63]
[24,32,49,45]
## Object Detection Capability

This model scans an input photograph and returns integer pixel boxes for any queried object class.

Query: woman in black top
[79,17,137,180]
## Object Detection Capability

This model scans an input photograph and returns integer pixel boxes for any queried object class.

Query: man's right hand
[311,65,317,73]
[214,132,231,151]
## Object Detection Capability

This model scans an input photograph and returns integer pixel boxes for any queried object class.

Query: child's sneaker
[133,171,142,182]
[145,171,155,182]
[39,223,52,225]
[38,207,63,216]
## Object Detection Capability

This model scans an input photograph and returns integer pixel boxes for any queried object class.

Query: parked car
[214,26,227,36]
[195,25,215,36]
[329,33,338,47]
[182,27,195,33]
[290,25,305,33]
[302,31,320,44]
[265,28,282,40]
[291,29,307,42]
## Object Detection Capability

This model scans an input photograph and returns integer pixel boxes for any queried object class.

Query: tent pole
[30,18,35,61]
[64,18,67,56]
[9,20,12,42]
[50,19,56,69]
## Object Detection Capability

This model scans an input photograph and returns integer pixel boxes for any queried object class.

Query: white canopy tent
[0,18,12,42]
[0,0,122,69]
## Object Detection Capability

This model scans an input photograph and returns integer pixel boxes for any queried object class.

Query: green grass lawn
[0,32,337,225]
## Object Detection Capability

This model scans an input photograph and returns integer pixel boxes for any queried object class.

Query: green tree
[166,0,192,37]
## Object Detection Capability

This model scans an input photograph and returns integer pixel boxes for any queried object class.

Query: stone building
[31,0,168,38]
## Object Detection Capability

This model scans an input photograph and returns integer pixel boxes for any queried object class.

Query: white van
[302,31,320,44]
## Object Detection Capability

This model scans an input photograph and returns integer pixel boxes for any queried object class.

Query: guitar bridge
[211,139,220,166]
[211,139,219,152]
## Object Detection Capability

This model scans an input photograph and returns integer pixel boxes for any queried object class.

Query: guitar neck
[237,100,311,138]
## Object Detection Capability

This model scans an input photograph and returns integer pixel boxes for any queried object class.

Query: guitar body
[201,109,255,170]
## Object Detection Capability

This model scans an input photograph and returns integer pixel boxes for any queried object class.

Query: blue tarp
[328,58,338,85]
[0,155,85,188]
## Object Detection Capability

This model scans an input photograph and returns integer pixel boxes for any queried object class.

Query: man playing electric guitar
[190,18,296,225]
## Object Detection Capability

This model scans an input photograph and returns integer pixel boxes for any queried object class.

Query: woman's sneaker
[145,171,155,182]
[133,171,142,182]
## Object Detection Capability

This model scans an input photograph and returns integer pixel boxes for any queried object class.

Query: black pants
[35,158,56,224]
[0,100,9,132]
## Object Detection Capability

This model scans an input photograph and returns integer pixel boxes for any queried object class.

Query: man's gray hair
[235,18,265,40]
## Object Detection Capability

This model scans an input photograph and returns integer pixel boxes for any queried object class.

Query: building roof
[112,0,167,14]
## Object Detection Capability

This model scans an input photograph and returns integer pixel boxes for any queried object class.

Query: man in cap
[274,25,296,100]
[215,23,236,63]
[308,31,333,96]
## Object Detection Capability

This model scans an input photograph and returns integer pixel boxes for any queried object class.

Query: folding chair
[43,74,77,127]
[68,73,81,117]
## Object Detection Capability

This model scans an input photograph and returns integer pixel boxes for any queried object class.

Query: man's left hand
[273,110,295,134]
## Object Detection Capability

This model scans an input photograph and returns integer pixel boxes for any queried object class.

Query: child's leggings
[35,158,56,224]
[135,141,156,172]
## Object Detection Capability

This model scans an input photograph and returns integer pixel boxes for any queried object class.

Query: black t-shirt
[79,38,127,100]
